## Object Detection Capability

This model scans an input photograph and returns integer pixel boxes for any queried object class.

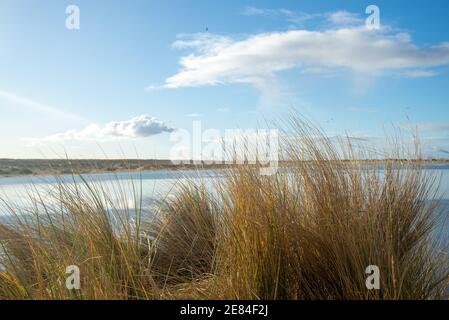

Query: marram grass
[0,119,448,300]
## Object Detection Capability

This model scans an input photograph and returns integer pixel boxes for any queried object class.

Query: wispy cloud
[434,147,449,155]
[0,90,87,123]
[402,70,438,78]
[242,6,267,16]
[419,137,449,158]
[416,123,449,132]
[155,26,449,91]
[25,115,174,144]
[327,10,363,26]
[243,7,363,27]
[186,113,202,117]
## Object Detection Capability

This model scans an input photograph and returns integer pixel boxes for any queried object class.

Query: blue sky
[1,0,449,159]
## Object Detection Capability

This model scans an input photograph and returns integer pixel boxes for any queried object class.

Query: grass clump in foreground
[0,118,448,300]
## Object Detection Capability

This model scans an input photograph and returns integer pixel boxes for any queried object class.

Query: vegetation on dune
[0,118,448,300]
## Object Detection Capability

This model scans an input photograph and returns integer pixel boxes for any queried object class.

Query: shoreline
[0,159,232,179]
[1,158,449,179]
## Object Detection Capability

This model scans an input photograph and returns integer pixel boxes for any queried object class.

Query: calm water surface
[0,166,448,246]
[0,165,448,213]
[0,169,223,214]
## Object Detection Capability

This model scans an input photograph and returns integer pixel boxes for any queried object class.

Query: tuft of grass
[0,117,447,300]
[148,183,219,284]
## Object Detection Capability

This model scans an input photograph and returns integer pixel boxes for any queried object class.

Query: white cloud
[25,115,174,143]
[327,10,363,26]
[157,27,449,90]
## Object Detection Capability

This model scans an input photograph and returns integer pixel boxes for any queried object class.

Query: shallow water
[0,166,448,253]
[0,169,223,215]
[0,165,448,213]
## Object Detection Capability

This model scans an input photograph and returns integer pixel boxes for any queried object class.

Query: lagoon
[0,165,449,215]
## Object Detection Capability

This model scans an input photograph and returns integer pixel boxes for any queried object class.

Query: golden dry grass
[0,118,447,300]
